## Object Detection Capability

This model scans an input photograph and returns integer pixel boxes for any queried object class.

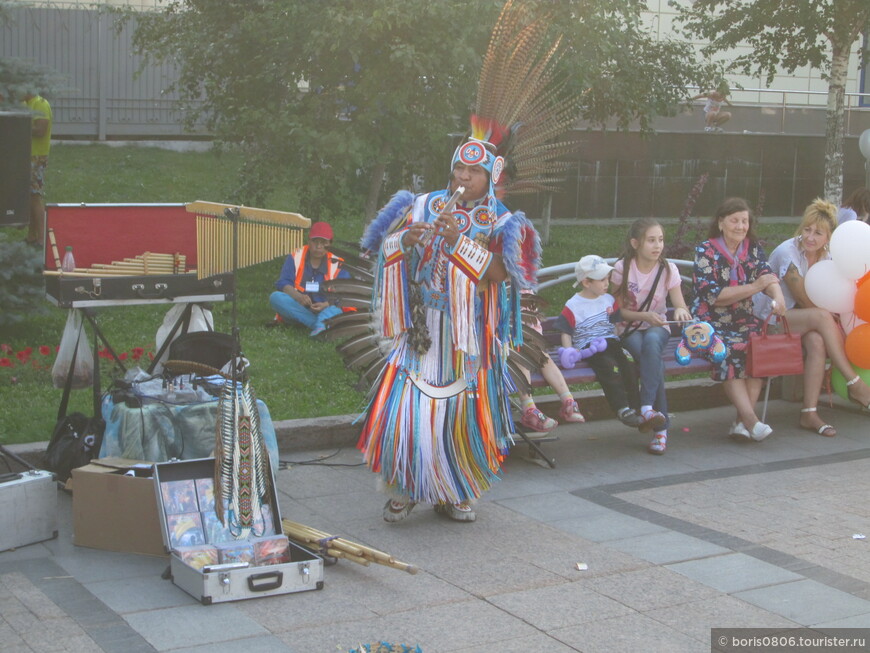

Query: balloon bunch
[803,220,870,397]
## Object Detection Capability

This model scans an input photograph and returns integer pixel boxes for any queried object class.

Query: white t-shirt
[752,236,830,318]
[611,259,681,332]
[559,293,618,350]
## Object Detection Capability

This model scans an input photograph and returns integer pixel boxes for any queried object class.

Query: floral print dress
[692,239,773,381]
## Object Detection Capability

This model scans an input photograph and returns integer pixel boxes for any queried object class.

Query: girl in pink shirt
[611,219,692,454]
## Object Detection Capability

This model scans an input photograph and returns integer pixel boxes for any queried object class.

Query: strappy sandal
[638,409,667,433]
[800,407,836,437]
[648,433,667,455]
[846,375,870,411]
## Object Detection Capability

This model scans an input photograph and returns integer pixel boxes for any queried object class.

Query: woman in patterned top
[692,198,786,442]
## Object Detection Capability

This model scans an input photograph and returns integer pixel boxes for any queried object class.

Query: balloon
[832,364,870,400]
[804,260,856,314]
[830,220,870,280]
[840,312,868,335]
[855,280,870,323]
[845,323,870,369]
[861,129,870,161]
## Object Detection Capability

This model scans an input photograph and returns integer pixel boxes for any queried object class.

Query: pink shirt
[611,259,681,331]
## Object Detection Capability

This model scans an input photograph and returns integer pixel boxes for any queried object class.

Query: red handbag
[746,314,804,378]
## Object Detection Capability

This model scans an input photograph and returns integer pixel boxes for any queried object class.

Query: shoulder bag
[746,314,804,378]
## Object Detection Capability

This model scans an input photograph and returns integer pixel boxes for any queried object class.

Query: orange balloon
[857,279,870,323]
[845,323,870,369]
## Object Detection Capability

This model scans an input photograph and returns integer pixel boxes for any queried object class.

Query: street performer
[356,0,580,523]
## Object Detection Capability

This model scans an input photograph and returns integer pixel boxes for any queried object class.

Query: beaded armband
[382,231,406,266]
[448,234,492,282]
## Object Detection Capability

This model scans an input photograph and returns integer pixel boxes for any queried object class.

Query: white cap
[573,255,614,286]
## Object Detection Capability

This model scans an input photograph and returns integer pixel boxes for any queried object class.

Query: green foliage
[127,1,710,221]
[0,235,48,326]
[672,0,870,203]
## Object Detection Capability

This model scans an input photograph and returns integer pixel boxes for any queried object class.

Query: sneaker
[617,407,643,428]
[383,498,416,522]
[704,126,713,132]
[750,421,772,442]
[638,409,667,433]
[435,502,476,522]
[729,421,751,440]
[648,433,667,455]
[559,397,585,423]
[520,406,557,432]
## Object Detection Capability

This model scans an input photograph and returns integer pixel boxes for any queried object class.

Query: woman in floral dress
[692,197,785,442]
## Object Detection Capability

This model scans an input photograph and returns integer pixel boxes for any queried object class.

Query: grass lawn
[0,143,797,446]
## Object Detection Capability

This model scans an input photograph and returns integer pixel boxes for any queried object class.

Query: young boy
[555,255,642,428]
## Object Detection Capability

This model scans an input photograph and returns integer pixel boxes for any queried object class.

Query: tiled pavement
[3,397,870,652]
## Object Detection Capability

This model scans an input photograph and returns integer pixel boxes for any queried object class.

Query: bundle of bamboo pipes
[282,519,418,575]
[43,252,191,277]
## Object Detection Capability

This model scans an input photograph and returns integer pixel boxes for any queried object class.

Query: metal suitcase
[0,470,58,552]
[153,458,323,604]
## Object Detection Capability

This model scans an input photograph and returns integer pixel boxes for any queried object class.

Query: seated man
[269,221,350,336]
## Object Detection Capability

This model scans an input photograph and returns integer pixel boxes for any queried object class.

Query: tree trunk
[823,42,850,205]
[364,143,391,227]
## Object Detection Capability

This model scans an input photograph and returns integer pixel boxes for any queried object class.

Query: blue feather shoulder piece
[360,190,415,253]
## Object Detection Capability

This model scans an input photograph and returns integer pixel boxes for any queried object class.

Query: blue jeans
[269,291,342,334]
[621,326,670,429]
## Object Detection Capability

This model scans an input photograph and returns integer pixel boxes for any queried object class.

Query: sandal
[648,433,667,455]
[434,502,476,522]
[638,409,667,433]
[559,397,585,423]
[383,498,416,522]
[800,407,836,437]
[846,375,870,411]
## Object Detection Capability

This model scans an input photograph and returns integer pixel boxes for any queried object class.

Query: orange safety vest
[292,247,355,313]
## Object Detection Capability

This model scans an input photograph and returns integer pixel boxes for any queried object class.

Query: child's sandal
[648,433,667,455]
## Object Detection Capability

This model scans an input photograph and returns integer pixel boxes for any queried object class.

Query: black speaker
[0,111,31,227]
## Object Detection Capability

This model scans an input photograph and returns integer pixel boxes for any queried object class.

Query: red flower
[16,350,30,363]
[0,358,12,367]
[119,352,128,361]
[0,344,11,354]
[131,347,145,361]
[22,347,32,356]
[39,345,52,356]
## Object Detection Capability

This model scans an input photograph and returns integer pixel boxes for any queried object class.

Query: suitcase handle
[247,570,284,592]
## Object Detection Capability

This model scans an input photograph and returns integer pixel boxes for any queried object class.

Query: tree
[673,0,870,205]
[131,0,711,222]
[0,3,66,105]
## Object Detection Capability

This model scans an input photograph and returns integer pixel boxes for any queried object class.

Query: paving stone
[734,579,870,626]
[550,611,703,652]
[122,604,267,650]
[554,510,668,542]
[486,580,635,629]
[609,530,730,564]
[581,565,719,611]
[667,553,803,593]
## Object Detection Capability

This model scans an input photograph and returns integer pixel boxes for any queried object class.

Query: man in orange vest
[269,221,350,336]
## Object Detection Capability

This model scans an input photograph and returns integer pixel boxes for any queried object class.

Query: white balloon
[830,220,870,280]
[804,260,856,314]
[860,129,870,161]
[840,311,868,335]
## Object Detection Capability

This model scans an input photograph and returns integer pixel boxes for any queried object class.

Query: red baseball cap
[309,221,333,241]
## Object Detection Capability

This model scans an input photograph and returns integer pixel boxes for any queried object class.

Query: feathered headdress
[452,0,580,196]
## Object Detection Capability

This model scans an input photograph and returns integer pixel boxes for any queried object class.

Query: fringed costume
[358,184,539,505]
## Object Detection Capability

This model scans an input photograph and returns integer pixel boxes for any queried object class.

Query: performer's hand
[435,209,460,247]
[401,223,433,248]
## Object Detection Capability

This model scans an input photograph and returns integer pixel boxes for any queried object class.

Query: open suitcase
[153,458,324,604]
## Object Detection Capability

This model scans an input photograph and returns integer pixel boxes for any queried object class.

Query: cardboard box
[71,458,167,557]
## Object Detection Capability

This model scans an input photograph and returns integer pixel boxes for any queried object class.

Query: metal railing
[689,86,870,134]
